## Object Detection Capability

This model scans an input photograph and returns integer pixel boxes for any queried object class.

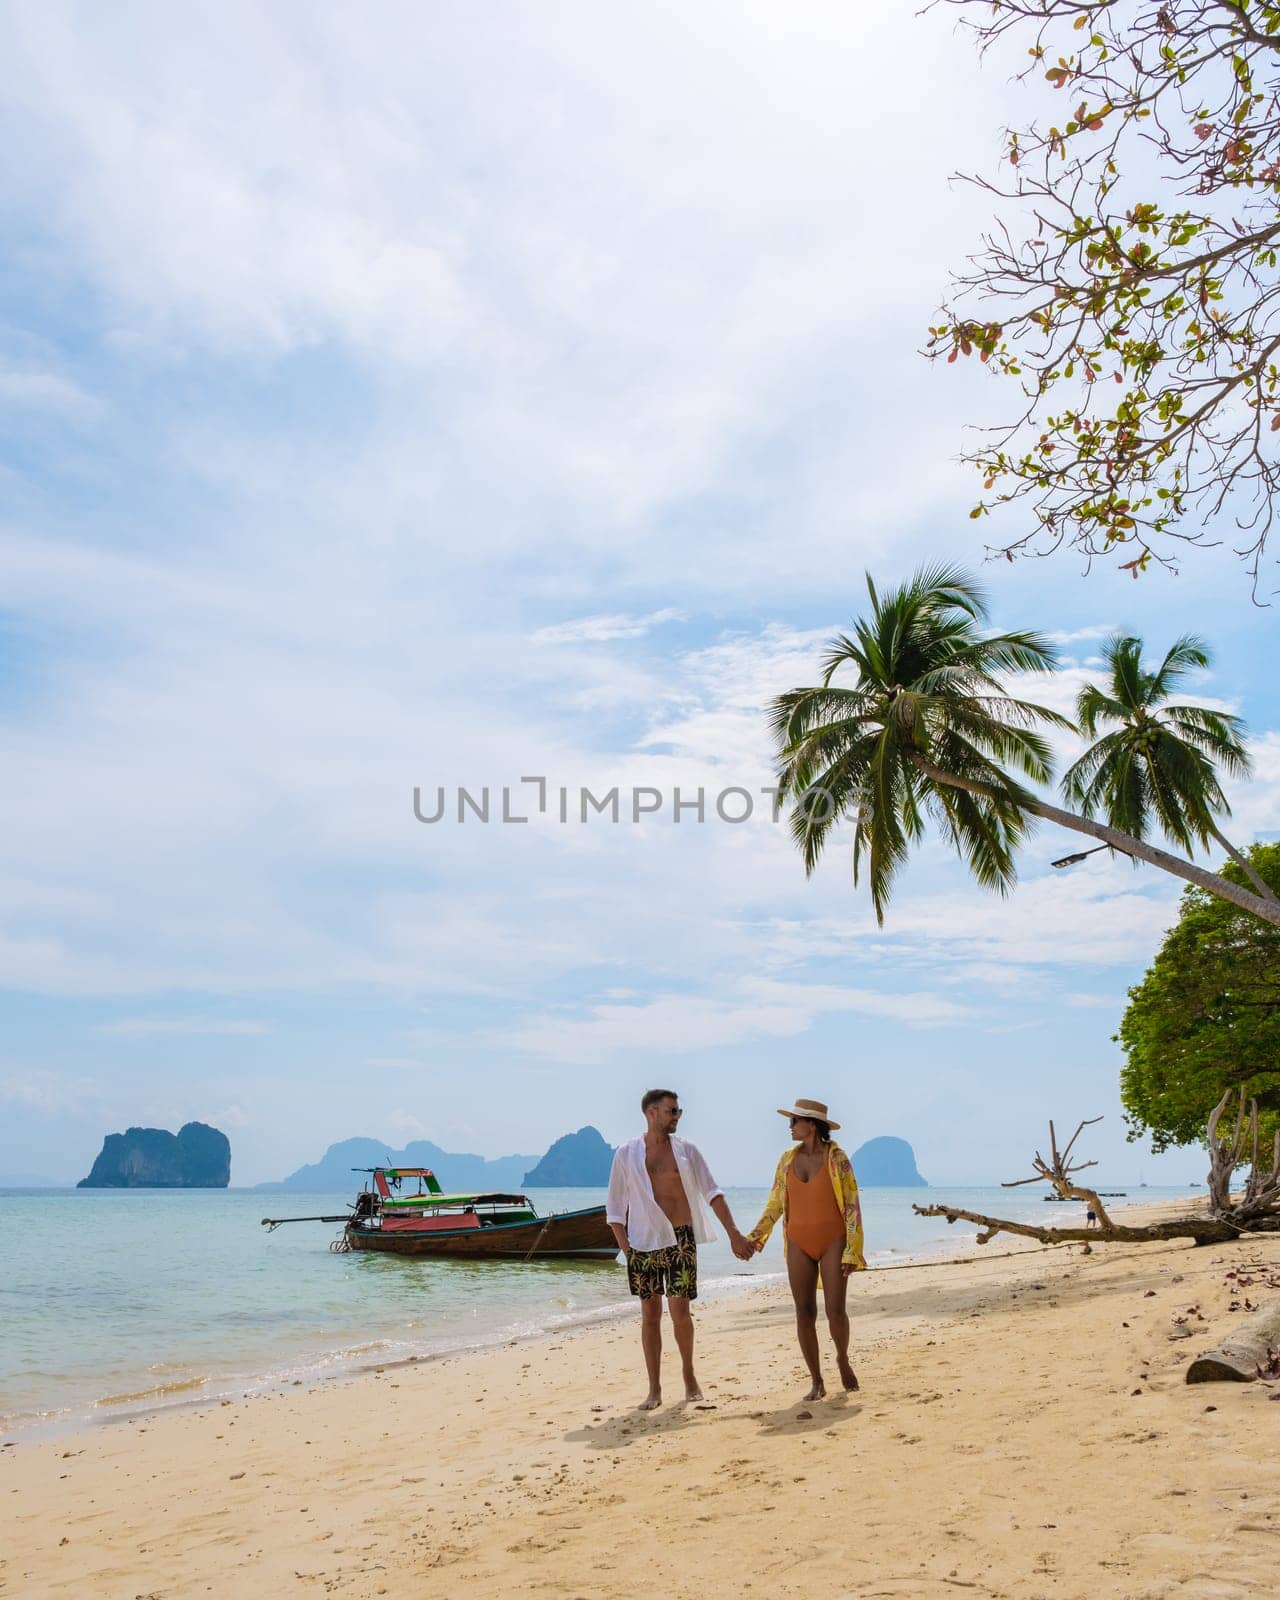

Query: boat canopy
[358,1167,445,1200]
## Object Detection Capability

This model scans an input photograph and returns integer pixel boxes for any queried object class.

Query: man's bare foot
[803,1379,826,1402]
[684,1382,704,1402]
[838,1362,860,1393]
[639,1391,662,1411]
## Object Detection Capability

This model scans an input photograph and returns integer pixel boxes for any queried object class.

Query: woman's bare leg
[786,1240,824,1400]
[817,1237,858,1391]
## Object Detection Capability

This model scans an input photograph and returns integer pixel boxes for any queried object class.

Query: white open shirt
[605,1134,724,1251]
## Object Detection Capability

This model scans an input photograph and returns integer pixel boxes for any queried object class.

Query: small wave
[96,1375,210,1408]
[0,1402,74,1437]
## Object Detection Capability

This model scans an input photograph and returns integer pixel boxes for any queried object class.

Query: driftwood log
[909,1201,1255,1248]
[913,1100,1280,1249]
[911,1099,1280,1390]
[1186,1301,1280,1384]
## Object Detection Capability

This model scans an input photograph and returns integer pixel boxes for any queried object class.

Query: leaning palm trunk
[909,754,1280,930]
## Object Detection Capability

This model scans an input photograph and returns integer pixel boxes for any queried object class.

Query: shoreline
[4,1195,1190,1449]
[4,1201,1277,1599]
[0,1192,1193,1446]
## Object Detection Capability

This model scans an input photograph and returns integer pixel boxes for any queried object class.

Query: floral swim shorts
[626,1225,698,1301]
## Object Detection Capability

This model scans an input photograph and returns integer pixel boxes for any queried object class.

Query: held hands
[730,1230,758,1262]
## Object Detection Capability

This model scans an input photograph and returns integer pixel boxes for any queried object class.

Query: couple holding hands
[605,1088,866,1409]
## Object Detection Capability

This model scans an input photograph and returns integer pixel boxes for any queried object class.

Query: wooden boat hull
[344,1203,618,1260]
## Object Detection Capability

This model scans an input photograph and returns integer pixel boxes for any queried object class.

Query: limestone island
[523,1125,616,1186]
[78,1122,231,1188]
[849,1135,927,1186]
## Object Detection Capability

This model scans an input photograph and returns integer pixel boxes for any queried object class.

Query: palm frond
[1061,729,1130,811]
[860,728,917,923]
[1076,683,1131,737]
[768,685,874,751]
[1149,634,1211,699]
[1104,635,1148,715]
[933,782,1026,895]
[928,701,1057,785]
[1143,732,1214,853]
[817,634,868,688]
[902,562,988,620]
[1162,704,1253,779]
[1110,743,1152,841]
[948,628,1061,678]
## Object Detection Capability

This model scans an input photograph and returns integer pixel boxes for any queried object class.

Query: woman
[749,1097,866,1401]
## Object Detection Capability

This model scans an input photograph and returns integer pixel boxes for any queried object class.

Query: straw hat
[776,1097,840,1131]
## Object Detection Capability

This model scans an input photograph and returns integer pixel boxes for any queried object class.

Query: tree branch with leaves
[1118,840,1280,1149]
[927,0,1280,591]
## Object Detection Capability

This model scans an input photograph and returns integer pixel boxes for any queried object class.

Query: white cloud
[0,364,95,417]
[1225,732,1280,842]
[206,1102,251,1128]
[531,608,683,645]
[387,1109,427,1140]
[844,864,1177,970]
[1044,624,1116,646]
[498,978,972,1066]
[0,0,1004,561]
[0,1070,103,1116]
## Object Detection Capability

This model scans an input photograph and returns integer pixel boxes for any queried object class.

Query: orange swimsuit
[786,1161,845,1262]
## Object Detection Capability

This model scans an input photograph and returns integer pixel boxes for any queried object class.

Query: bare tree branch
[1001,1114,1116,1226]
[917,1099,1280,1248]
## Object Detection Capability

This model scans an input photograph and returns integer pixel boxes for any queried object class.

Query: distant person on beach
[1086,1207,1098,1228]
[606,1088,756,1411]
[748,1097,866,1402]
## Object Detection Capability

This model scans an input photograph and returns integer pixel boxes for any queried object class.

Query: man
[606,1088,755,1410]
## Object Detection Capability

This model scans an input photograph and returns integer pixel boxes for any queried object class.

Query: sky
[1,1,1277,1188]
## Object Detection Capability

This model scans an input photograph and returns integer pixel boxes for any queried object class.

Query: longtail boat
[261,1167,618,1260]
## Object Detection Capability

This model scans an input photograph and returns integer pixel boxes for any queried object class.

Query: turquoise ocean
[1,1184,1200,1438]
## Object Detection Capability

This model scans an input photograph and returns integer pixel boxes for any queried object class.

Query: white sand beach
[4,1202,1279,1600]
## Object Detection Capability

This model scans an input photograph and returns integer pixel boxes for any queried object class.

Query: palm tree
[1063,635,1277,903]
[772,566,1280,929]
[769,564,1068,921]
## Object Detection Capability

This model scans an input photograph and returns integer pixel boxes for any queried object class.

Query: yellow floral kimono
[749,1143,867,1270]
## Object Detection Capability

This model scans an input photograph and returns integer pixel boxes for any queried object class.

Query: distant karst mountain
[850,1136,927,1186]
[78,1123,231,1188]
[523,1126,615,1186]
[255,1137,538,1193]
